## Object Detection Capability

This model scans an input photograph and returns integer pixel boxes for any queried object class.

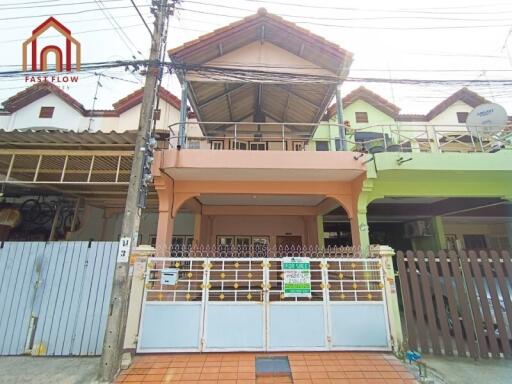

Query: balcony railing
[157,244,374,258]
[168,121,512,154]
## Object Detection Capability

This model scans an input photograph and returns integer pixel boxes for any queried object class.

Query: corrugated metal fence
[397,250,512,359]
[0,241,117,356]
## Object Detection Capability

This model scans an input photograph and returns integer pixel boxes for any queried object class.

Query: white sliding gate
[0,241,118,356]
[138,257,391,352]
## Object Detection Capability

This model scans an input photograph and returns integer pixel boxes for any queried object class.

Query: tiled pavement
[116,352,417,384]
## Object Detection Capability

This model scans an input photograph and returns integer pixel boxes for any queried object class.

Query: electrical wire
[0,4,151,22]
[95,0,144,58]
[130,0,153,38]
[183,1,512,22]
[176,7,512,30]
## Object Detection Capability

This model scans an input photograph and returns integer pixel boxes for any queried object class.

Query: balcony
[169,121,512,154]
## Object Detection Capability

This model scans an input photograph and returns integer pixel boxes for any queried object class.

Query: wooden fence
[397,250,512,359]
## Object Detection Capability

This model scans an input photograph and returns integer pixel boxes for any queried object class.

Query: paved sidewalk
[117,352,417,383]
[0,356,100,384]
[421,356,512,384]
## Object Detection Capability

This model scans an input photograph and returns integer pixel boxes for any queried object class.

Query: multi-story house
[0,8,510,356]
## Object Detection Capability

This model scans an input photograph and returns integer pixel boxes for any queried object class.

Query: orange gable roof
[325,86,400,120]
[1,83,181,117]
[169,8,352,74]
[113,87,181,113]
[2,82,86,114]
[425,87,490,120]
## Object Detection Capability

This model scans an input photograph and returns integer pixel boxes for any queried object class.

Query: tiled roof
[396,114,428,122]
[0,129,170,149]
[325,86,401,120]
[425,87,490,120]
[1,83,181,117]
[113,87,181,113]
[2,82,86,114]
[325,86,491,123]
[168,7,352,67]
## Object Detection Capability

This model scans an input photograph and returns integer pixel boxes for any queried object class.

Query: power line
[0,0,130,11]
[184,0,512,21]
[130,0,154,37]
[236,0,512,14]
[94,0,143,58]
[0,4,150,22]
[176,7,512,30]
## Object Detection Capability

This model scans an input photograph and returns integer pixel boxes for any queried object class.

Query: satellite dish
[466,103,508,137]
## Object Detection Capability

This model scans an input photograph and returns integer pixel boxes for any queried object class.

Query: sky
[0,0,511,115]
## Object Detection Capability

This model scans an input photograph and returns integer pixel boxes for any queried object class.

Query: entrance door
[276,236,302,248]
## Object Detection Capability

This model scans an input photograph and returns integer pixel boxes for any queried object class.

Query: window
[315,141,329,151]
[231,141,248,150]
[355,111,368,123]
[292,141,305,151]
[250,142,266,151]
[153,109,161,121]
[187,140,200,149]
[457,112,468,123]
[463,234,487,250]
[39,106,54,118]
[211,141,223,150]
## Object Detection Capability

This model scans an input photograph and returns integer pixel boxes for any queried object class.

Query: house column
[154,176,174,256]
[303,216,318,246]
[350,195,370,256]
[178,79,188,148]
[200,215,212,245]
[317,215,325,248]
[335,82,347,151]
[193,213,201,245]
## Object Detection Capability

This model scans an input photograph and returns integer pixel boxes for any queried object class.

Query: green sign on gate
[282,257,311,298]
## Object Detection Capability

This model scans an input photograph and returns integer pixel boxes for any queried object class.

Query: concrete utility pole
[99,1,171,381]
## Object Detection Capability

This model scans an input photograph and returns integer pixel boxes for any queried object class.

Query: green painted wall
[310,99,396,151]
[355,151,512,254]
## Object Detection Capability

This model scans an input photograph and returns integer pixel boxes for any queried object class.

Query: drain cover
[255,356,291,377]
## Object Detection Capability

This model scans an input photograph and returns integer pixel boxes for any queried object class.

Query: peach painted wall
[207,215,318,246]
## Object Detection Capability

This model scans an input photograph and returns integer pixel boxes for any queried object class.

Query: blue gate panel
[0,242,44,355]
[330,303,389,348]
[205,303,264,349]
[269,304,326,349]
[0,241,118,356]
[139,303,202,350]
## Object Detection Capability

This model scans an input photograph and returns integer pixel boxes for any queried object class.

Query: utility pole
[99,0,172,381]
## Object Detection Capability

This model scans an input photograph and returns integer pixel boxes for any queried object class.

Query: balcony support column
[350,192,370,256]
[335,82,347,151]
[154,176,175,256]
[178,79,188,148]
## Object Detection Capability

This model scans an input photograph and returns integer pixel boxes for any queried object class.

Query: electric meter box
[160,268,179,285]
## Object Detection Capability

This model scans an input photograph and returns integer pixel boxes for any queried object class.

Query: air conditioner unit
[404,220,433,238]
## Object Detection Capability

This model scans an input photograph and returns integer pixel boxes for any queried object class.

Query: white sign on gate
[282,257,311,298]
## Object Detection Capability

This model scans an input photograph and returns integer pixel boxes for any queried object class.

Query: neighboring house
[0,82,183,133]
